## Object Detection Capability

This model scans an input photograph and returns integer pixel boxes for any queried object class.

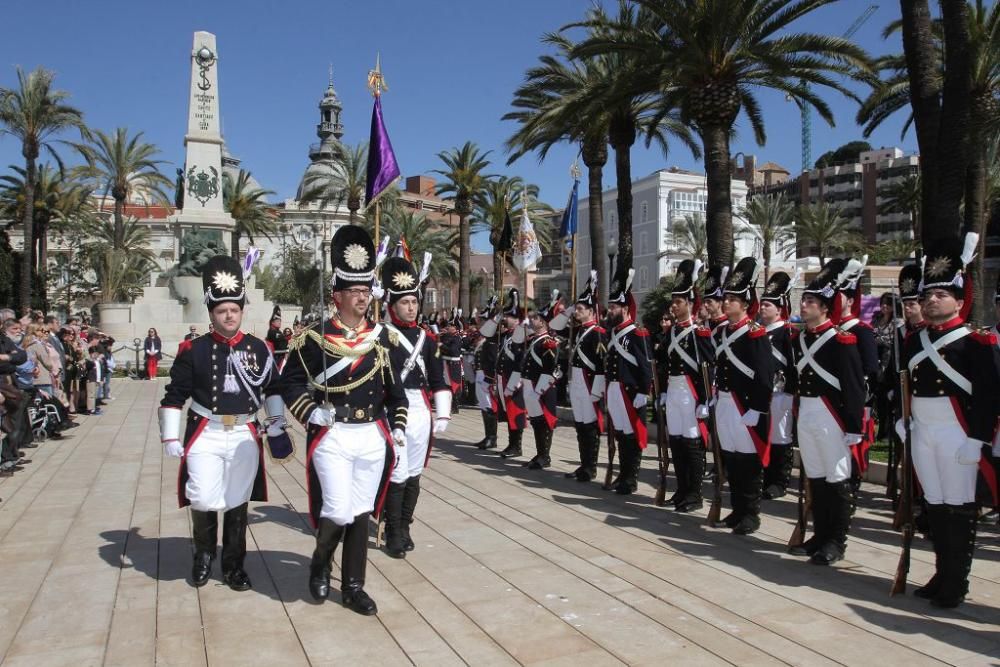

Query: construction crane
[794,3,878,172]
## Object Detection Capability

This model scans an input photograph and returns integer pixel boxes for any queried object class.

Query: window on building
[640,231,648,255]
[426,289,437,309]
[639,266,649,290]
[441,289,452,309]
[641,201,648,222]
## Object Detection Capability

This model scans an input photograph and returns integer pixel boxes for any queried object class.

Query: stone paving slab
[0,379,997,666]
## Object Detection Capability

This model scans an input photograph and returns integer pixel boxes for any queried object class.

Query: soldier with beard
[566,272,607,482]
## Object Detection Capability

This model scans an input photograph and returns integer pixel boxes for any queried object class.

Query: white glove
[632,394,648,409]
[894,418,907,443]
[741,409,761,427]
[957,439,983,465]
[590,374,606,399]
[266,416,287,437]
[843,433,863,447]
[658,393,669,409]
[308,407,333,426]
[433,418,449,434]
[392,428,406,446]
[535,374,554,395]
[696,404,710,419]
[163,439,184,458]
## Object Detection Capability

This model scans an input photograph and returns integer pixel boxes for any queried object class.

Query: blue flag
[559,179,579,240]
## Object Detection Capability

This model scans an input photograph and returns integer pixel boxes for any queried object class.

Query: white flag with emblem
[512,198,542,272]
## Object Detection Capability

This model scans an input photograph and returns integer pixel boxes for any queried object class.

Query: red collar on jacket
[389,311,418,328]
[927,316,963,332]
[211,330,245,347]
[727,316,751,331]
[614,317,634,332]
[807,319,835,335]
[675,318,694,328]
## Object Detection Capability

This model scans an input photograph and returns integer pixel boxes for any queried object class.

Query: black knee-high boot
[931,503,978,608]
[500,428,522,458]
[567,422,589,479]
[579,422,601,481]
[915,503,948,599]
[720,451,742,527]
[676,438,706,512]
[383,482,407,559]
[528,417,552,469]
[733,454,763,535]
[221,503,252,590]
[309,518,344,601]
[790,478,827,556]
[811,480,853,565]
[763,444,794,499]
[614,434,641,494]
[190,510,218,587]
[341,513,377,615]
[401,475,420,551]
[667,436,687,507]
[476,411,498,449]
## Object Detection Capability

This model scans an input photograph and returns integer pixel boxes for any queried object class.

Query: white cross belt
[908,327,972,394]
[716,323,754,379]
[795,328,840,390]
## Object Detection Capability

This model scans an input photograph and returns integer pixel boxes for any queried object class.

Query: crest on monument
[187,165,220,206]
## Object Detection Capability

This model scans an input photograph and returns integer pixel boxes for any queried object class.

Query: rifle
[701,362,726,526]
[650,349,669,506]
[787,458,812,550]
[890,311,915,595]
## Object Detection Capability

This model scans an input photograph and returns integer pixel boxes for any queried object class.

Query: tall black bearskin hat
[202,255,246,311]
[502,287,524,319]
[834,255,868,320]
[802,258,846,323]
[723,256,761,315]
[919,232,979,321]
[608,265,636,321]
[671,259,703,302]
[270,304,281,323]
[898,264,922,302]
[760,269,798,320]
[537,289,568,331]
[701,265,729,301]
[576,270,600,315]
[330,224,376,291]
[381,256,420,305]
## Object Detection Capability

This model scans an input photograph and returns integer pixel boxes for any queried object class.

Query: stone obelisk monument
[174,31,235,244]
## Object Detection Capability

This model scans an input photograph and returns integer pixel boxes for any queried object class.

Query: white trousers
[716,391,756,455]
[665,375,699,438]
[797,397,851,482]
[392,389,431,483]
[911,397,979,505]
[185,423,259,512]
[475,370,494,411]
[569,367,598,424]
[607,381,634,434]
[523,379,544,418]
[312,422,387,526]
[770,391,794,445]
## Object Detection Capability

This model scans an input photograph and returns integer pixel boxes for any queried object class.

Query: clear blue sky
[0,0,908,251]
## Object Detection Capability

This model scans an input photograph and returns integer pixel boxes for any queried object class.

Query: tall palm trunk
[19,154,36,312]
[610,113,636,271]
[113,194,126,250]
[348,199,359,225]
[701,125,734,268]
[582,137,608,298]
[458,199,471,315]
[965,95,990,323]
[231,231,241,260]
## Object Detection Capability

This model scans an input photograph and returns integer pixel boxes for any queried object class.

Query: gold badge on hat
[344,244,369,270]
[212,270,239,293]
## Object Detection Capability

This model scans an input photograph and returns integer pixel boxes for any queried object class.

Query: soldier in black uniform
[566,272,607,482]
[517,291,566,470]
[474,297,501,450]
[713,257,774,535]
[440,310,464,407]
[275,225,408,616]
[758,271,799,500]
[701,265,730,332]
[379,256,452,559]
[159,255,291,591]
[900,233,1000,608]
[497,289,528,458]
[265,305,288,368]
[654,259,714,511]
[604,266,652,495]
[790,259,866,565]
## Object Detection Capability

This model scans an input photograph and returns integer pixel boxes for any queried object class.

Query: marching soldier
[516,291,566,470]
[159,255,292,591]
[566,272,607,482]
[604,266,652,495]
[497,289,528,459]
[379,256,452,559]
[654,259,714,512]
[440,310,465,408]
[473,297,501,450]
[835,257,880,492]
[900,234,1000,608]
[713,257,773,534]
[276,225,408,616]
[264,304,288,367]
[758,271,799,500]
[701,265,730,331]
[790,258,866,565]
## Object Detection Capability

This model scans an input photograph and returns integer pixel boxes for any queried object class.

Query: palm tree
[739,194,797,280]
[73,127,173,251]
[79,214,157,302]
[434,142,494,314]
[878,174,922,243]
[0,164,91,278]
[661,213,708,262]
[368,208,459,285]
[0,66,88,311]
[576,0,870,269]
[299,141,367,224]
[222,169,279,259]
[472,176,553,291]
[794,203,856,266]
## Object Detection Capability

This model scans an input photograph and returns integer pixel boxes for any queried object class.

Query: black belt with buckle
[332,404,383,424]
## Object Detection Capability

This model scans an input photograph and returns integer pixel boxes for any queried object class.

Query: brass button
[354,408,365,419]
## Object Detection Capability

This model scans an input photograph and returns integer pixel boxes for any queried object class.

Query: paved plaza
[0,378,997,666]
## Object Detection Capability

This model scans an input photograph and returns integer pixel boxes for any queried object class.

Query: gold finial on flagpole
[367,53,388,97]
[570,158,581,181]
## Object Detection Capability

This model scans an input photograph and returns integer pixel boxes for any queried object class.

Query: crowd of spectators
[0,307,116,489]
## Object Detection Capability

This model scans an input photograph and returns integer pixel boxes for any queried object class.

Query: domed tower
[296,68,347,201]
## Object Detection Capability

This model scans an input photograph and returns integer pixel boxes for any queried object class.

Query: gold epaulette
[387,328,400,346]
